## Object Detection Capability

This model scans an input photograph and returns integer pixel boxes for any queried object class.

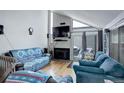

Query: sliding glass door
[86,32,98,53]
[109,26,124,65]
[119,26,124,65]
[109,29,119,61]
[72,32,83,62]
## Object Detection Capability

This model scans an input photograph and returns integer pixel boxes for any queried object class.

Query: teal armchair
[73,57,124,83]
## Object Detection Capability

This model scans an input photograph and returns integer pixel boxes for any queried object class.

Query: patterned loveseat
[6,47,51,71]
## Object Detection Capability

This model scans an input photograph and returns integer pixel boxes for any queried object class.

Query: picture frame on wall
[0,25,4,35]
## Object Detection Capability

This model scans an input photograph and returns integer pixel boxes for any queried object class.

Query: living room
[1,0,124,92]
[0,10,124,84]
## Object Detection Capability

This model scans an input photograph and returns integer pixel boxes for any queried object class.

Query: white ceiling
[54,10,123,28]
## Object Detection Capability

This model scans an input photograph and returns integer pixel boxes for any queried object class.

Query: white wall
[0,10,48,54]
[53,13,72,27]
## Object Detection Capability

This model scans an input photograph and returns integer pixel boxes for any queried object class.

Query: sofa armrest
[42,53,52,61]
[79,60,98,67]
[105,75,124,83]
[113,79,124,83]
[73,65,104,74]
[43,53,51,56]
[76,71,105,83]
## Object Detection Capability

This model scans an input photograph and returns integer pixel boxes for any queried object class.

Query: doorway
[72,29,98,62]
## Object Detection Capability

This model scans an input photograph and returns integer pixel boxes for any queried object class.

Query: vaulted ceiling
[54,10,123,29]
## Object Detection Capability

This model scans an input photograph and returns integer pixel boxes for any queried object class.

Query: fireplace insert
[54,48,70,60]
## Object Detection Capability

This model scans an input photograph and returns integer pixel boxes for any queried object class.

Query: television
[53,26,70,38]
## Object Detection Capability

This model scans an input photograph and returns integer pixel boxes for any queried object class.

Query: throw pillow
[83,52,94,60]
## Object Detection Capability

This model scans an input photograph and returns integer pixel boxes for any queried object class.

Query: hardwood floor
[40,59,76,82]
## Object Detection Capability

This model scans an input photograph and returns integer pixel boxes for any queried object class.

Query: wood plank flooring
[40,59,76,82]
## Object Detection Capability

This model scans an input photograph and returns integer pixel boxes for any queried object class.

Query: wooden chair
[0,56,16,82]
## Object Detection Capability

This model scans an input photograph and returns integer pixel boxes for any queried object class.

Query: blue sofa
[7,47,51,71]
[73,52,124,83]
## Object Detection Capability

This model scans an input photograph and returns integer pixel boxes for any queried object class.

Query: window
[73,20,89,28]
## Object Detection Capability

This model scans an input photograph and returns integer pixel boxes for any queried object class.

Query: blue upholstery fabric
[100,58,124,78]
[95,54,109,66]
[73,65,104,74]
[76,71,124,83]
[108,64,124,78]
[5,70,51,83]
[76,71,105,83]
[32,48,43,58]
[10,50,29,63]
[74,52,124,83]
[105,75,124,83]
[95,51,104,60]
[100,58,118,73]
[9,47,50,71]
[79,60,98,67]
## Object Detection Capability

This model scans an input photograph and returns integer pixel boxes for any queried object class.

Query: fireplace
[54,48,70,60]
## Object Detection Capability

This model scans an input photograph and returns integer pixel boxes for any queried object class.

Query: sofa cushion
[107,64,124,78]
[5,70,51,83]
[24,62,37,71]
[100,58,118,73]
[10,48,44,62]
[26,49,35,57]
[24,57,49,71]
[10,50,29,63]
[10,50,27,59]
[95,54,109,66]
[32,48,43,58]
[96,54,108,62]
[95,51,104,60]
